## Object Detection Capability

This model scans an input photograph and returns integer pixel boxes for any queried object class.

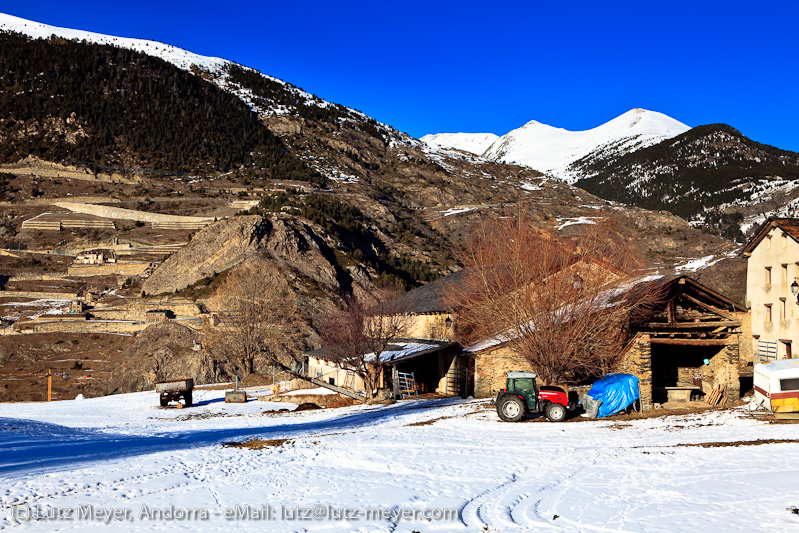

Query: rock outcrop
[107,322,209,394]
[142,214,344,296]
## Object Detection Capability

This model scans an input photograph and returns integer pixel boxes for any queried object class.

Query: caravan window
[779,378,799,391]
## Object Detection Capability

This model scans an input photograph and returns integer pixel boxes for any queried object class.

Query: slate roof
[306,339,457,364]
[380,270,465,314]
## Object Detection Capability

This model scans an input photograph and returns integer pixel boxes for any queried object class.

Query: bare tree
[316,284,410,400]
[201,259,303,379]
[447,212,660,385]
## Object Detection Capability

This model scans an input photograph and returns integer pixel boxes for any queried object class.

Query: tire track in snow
[460,467,563,530]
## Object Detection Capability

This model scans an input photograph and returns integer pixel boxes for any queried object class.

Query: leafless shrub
[316,282,410,400]
[447,211,662,385]
[201,259,303,379]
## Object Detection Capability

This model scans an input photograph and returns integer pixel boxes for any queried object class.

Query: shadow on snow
[0,398,464,477]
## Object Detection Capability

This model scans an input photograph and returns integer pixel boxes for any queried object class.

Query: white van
[753,360,799,412]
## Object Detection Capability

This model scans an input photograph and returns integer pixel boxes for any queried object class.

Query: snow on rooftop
[364,341,442,363]
[464,274,663,353]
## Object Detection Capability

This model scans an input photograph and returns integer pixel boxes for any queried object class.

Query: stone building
[742,218,799,361]
[615,276,747,409]
[307,273,468,397]
[464,275,747,409]
[316,270,747,407]
[144,310,172,323]
[305,339,462,395]
[381,271,461,342]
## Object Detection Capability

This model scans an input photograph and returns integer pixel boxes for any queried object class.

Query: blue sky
[3,1,798,151]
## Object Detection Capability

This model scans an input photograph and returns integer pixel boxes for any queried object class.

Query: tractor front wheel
[497,395,525,422]
[545,402,567,422]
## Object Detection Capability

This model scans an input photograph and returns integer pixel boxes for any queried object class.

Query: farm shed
[464,275,748,407]
[617,276,748,408]
[305,340,466,397]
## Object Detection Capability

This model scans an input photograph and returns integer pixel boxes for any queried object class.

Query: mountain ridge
[574,124,799,239]
[0,12,738,282]
[422,108,690,181]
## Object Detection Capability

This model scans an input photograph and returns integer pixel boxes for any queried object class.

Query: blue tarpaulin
[588,374,640,418]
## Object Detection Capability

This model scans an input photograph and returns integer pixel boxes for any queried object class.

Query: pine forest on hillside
[0,32,319,182]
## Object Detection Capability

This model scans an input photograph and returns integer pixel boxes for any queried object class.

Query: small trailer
[753,360,799,413]
[155,378,194,407]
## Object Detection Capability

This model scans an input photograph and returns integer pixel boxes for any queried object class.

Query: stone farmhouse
[311,270,749,409]
[610,276,748,408]
[305,273,468,397]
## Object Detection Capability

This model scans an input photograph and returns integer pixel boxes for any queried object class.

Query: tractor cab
[503,371,539,411]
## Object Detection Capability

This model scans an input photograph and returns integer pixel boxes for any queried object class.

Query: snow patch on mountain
[480,109,690,182]
[420,133,499,155]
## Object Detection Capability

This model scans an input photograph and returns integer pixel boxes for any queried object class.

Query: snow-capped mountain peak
[482,109,690,182]
[423,109,690,182]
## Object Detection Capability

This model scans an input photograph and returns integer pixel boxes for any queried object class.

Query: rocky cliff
[142,214,347,297]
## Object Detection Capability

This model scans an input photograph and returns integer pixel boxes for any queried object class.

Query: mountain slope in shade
[0,12,402,141]
[575,124,799,239]
[480,108,690,181]
[420,132,499,156]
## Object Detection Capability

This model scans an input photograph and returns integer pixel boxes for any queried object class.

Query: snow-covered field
[2,391,799,532]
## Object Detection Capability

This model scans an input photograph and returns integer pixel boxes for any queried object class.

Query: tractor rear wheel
[159,395,169,407]
[497,395,525,422]
[183,392,193,408]
[545,402,567,422]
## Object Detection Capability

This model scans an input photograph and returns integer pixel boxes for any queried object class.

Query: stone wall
[67,262,151,277]
[14,320,145,334]
[52,202,215,224]
[473,345,534,398]
[617,333,741,409]
[405,313,456,341]
[718,336,741,399]
[736,310,754,365]
[122,302,204,316]
[616,333,653,408]
[90,309,148,321]
[21,218,117,231]
[307,356,366,391]
[0,291,78,300]
[1,156,140,184]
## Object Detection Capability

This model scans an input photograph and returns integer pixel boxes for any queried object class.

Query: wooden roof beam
[650,337,731,346]
[646,320,741,329]
[680,293,736,321]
